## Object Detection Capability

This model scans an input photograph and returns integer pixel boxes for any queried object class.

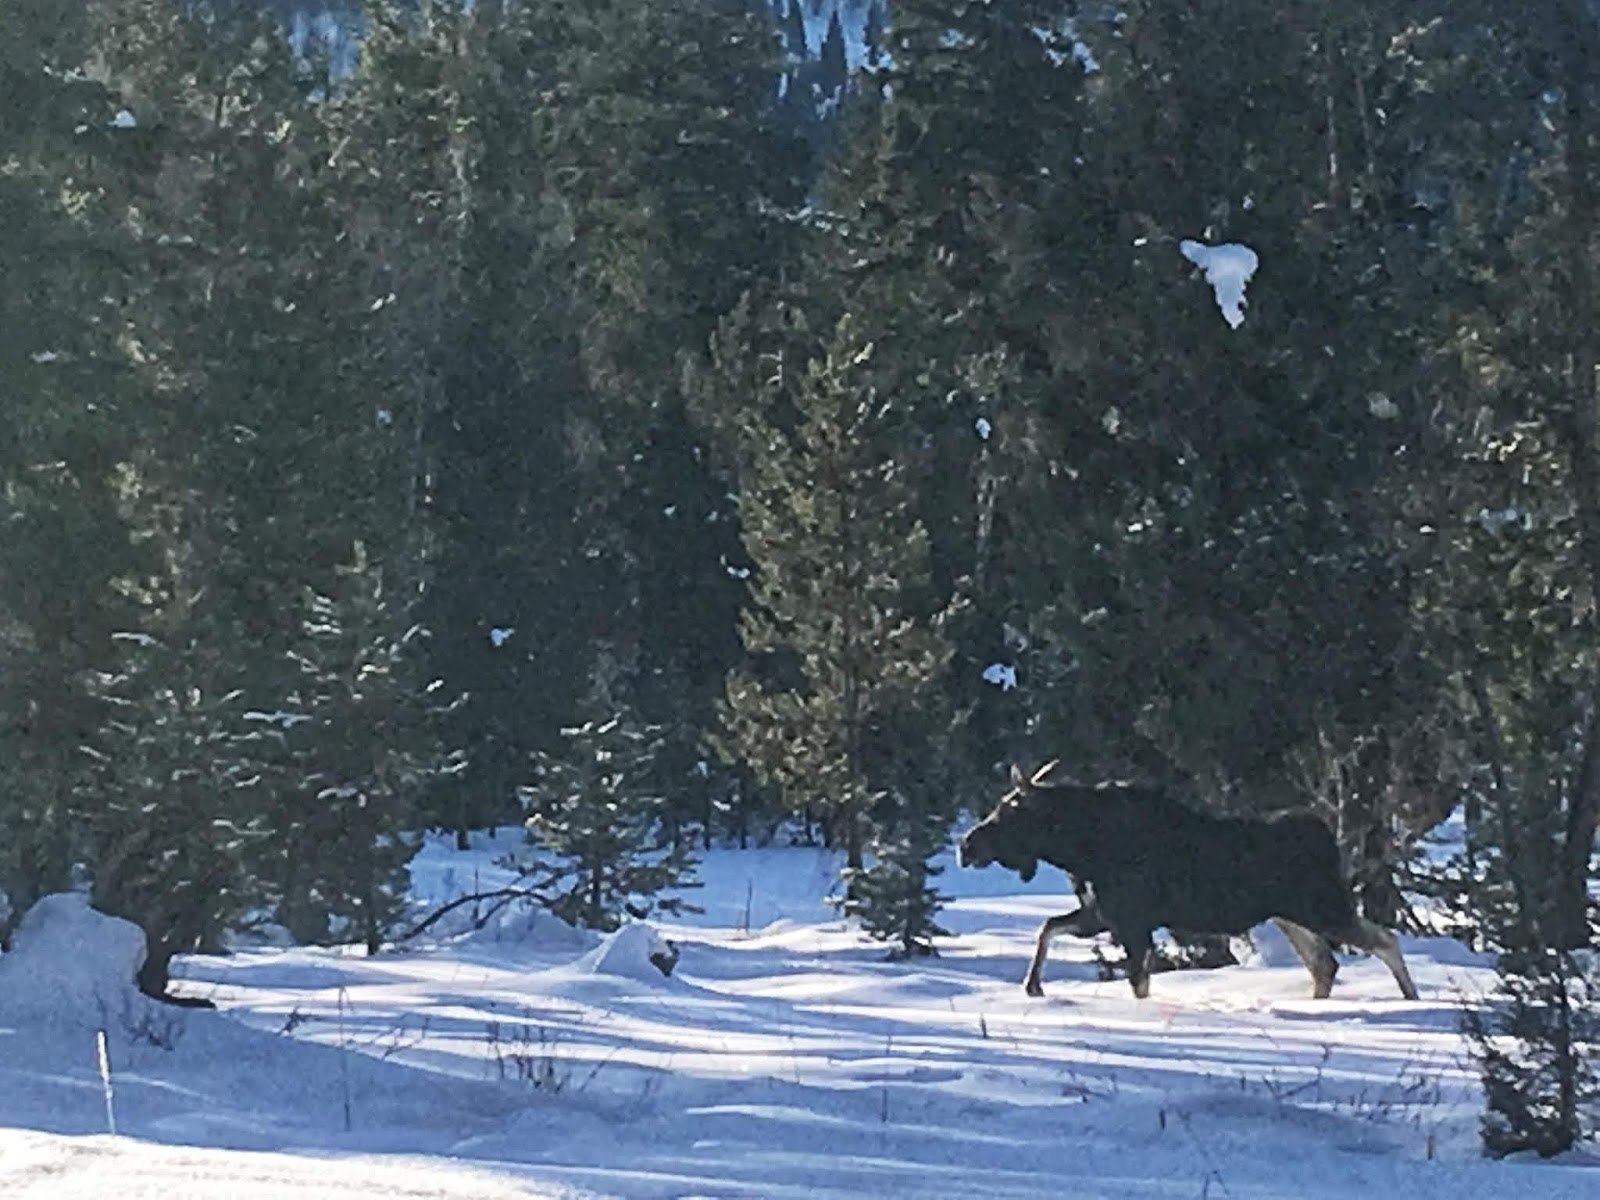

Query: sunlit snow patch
[982,662,1018,691]
[1180,239,1259,329]
[575,921,680,980]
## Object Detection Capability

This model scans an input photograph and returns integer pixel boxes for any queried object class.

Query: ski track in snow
[0,830,1594,1198]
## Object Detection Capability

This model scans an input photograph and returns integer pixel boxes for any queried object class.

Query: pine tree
[1465,940,1599,1158]
[84,0,446,957]
[524,698,697,932]
[538,0,812,745]
[858,2,1460,871]
[1461,770,1599,1157]
[862,2,887,74]
[1407,0,1600,953]
[817,11,848,114]
[77,630,266,997]
[272,543,457,953]
[338,0,808,849]
[841,716,956,958]
[0,1,156,936]
[704,301,957,949]
[344,0,591,844]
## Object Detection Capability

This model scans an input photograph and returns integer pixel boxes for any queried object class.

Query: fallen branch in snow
[396,887,554,943]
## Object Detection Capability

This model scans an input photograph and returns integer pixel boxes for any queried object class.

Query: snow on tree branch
[1179,239,1259,329]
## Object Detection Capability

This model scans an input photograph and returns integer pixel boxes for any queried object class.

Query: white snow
[2,838,1597,1197]
[489,626,515,647]
[0,894,153,1028]
[1476,506,1532,533]
[974,416,992,440]
[111,109,137,129]
[982,661,1018,690]
[572,922,677,982]
[1032,18,1099,73]
[1180,239,1260,329]
[244,709,314,729]
[0,1132,565,1200]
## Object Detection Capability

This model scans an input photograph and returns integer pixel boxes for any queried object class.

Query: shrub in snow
[1463,943,1599,1158]
[0,893,157,1028]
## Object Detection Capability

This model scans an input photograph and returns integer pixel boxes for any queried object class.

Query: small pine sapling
[840,792,952,959]
[523,707,700,932]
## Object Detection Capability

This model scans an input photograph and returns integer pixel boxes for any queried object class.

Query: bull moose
[957,761,1420,1002]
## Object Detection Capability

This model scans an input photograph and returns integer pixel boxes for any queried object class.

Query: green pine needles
[524,709,700,933]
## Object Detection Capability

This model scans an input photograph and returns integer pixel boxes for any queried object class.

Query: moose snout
[957,825,994,869]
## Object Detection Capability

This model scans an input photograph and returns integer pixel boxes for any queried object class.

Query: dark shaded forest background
[3,2,1598,1146]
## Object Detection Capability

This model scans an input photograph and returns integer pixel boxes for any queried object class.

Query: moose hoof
[1024,979,1044,998]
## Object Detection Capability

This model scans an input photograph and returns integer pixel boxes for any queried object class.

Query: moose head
[956,760,1066,883]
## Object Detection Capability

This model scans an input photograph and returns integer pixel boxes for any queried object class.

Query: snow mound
[1180,239,1259,329]
[454,900,595,955]
[1233,921,1304,970]
[0,893,153,1026]
[574,922,679,981]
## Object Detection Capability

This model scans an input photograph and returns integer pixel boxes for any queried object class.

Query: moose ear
[1009,763,1025,788]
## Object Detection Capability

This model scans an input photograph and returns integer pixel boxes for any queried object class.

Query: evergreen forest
[3,0,1598,1156]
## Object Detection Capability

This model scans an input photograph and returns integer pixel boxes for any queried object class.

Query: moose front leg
[1024,903,1110,997]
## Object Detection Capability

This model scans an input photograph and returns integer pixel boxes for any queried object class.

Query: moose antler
[1029,759,1060,787]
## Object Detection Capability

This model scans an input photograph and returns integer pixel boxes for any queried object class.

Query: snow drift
[574,921,679,981]
[0,893,155,1028]
[422,895,596,956]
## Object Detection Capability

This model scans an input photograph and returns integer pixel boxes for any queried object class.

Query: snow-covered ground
[2,830,1595,1197]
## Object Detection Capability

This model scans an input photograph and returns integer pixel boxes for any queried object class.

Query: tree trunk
[136,941,215,1009]
[137,942,174,1001]
[1555,702,1600,947]
[362,842,381,956]
[1554,0,1600,950]
[844,802,864,873]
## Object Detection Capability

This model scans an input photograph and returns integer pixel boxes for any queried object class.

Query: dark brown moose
[957,762,1420,1002]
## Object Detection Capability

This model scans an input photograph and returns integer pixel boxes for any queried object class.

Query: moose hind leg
[1024,906,1107,997]
[1122,928,1155,1000]
[1338,918,1420,1001]
[1270,918,1338,999]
